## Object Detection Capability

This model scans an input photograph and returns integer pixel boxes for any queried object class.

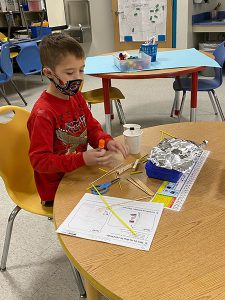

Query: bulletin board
[112,0,173,51]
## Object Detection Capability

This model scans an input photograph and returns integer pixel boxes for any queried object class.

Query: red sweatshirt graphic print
[27,91,112,201]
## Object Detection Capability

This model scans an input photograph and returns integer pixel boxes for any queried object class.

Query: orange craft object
[98,139,105,150]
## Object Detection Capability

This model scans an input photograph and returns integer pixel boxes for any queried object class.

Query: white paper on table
[56,193,164,251]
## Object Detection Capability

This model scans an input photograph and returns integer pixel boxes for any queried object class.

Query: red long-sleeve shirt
[27,91,112,201]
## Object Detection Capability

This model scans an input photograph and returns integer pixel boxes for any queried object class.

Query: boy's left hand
[107,140,129,159]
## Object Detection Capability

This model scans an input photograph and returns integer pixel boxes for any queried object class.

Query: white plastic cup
[123,123,141,131]
[123,129,143,155]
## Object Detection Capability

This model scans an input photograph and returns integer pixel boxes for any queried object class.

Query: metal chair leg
[211,89,225,121]
[178,91,186,122]
[0,87,11,105]
[171,91,181,117]
[0,206,21,271]
[69,260,86,298]
[170,94,177,117]
[208,90,218,115]
[9,79,27,106]
[114,99,126,125]
[41,70,44,82]
[110,99,114,120]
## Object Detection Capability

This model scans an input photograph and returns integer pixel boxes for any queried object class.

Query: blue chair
[15,41,42,75]
[0,42,27,105]
[171,41,225,121]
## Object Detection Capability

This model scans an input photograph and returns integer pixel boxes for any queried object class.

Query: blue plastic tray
[145,160,183,183]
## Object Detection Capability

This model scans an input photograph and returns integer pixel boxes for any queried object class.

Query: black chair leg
[0,87,11,105]
[10,80,27,106]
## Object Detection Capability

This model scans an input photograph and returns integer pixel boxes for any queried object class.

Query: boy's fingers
[97,153,112,163]
[95,149,106,157]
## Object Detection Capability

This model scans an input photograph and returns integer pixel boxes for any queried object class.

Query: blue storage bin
[31,26,52,38]
[145,160,183,183]
[140,44,158,62]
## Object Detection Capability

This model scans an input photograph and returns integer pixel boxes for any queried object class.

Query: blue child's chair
[16,41,42,75]
[0,42,27,105]
[171,41,225,121]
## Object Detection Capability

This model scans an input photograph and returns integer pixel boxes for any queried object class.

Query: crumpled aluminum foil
[148,138,205,173]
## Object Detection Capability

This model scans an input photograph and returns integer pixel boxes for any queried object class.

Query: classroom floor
[0,72,225,300]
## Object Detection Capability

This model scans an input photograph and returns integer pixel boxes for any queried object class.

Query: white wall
[46,0,66,27]
[82,0,114,57]
[65,0,224,55]
[176,0,189,48]
[177,0,223,49]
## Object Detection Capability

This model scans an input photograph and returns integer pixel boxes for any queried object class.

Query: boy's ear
[43,67,53,78]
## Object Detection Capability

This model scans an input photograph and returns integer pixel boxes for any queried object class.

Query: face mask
[48,71,82,96]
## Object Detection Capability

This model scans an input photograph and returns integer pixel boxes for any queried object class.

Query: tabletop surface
[54,122,225,300]
[91,48,212,79]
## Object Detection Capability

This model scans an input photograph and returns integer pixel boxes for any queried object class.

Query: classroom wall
[82,0,114,56]
[177,0,224,49]
[77,0,225,56]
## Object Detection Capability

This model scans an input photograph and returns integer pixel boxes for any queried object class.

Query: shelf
[0,10,44,14]
[24,11,44,13]
[0,11,20,13]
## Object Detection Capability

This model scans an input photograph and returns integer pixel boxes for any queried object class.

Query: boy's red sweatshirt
[27,91,112,201]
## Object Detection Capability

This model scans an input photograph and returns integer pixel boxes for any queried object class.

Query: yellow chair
[0,106,86,297]
[0,106,52,271]
[82,87,127,125]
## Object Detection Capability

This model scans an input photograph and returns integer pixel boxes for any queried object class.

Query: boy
[27,33,128,206]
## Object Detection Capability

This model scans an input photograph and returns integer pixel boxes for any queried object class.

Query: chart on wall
[118,0,167,42]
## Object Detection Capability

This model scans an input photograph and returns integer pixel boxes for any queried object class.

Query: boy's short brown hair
[39,33,85,70]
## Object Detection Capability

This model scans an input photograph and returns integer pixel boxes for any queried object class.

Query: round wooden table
[54,122,225,300]
[89,48,209,134]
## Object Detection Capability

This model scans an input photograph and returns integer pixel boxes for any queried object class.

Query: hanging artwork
[118,0,167,42]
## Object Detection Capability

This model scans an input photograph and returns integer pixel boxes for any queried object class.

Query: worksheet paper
[56,193,164,251]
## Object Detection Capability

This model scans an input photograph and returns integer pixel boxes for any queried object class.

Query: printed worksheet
[118,0,167,42]
[56,193,164,251]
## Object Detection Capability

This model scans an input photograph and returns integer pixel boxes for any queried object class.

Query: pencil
[91,184,137,236]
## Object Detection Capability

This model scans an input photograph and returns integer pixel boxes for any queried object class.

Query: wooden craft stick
[127,178,149,195]
[132,159,140,171]
[134,195,152,201]
[115,173,122,191]
[139,154,148,162]
[130,171,143,175]
[116,163,133,175]
[132,178,154,196]
[90,163,124,186]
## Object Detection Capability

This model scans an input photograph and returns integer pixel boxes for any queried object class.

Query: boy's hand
[83,149,112,166]
[107,140,129,159]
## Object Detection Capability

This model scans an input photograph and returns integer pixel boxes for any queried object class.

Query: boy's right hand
[83,149,112,166]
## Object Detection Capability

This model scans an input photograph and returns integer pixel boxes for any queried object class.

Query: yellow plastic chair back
[82,87,125,104]
[0,106,52,217]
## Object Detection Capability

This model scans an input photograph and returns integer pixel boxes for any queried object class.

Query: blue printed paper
[84,48,220,75]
